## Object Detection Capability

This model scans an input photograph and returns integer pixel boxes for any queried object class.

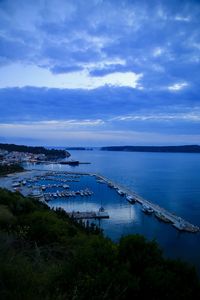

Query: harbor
[0,169,199,232]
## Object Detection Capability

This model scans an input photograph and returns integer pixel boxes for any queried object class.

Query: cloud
[0,0,200,91]
[0,1,200,145]
[93,72,143,88]
[1,86,200,123]
[35,119,105,127]
[0,63,142,89]
[174,15,191,22]
[111,111,200,122]
[1,123,200,147]
[168,82,189,91]
[152,47,164,57]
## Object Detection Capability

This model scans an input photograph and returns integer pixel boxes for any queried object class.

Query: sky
[0,0,200,147]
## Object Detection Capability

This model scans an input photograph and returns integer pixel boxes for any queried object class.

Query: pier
[31,160,90,165]
[93,173,200,233]
[68,211,109,219]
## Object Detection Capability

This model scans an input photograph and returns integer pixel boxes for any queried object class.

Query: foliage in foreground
[0,188,199,300]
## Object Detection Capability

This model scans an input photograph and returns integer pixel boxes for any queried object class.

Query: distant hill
[101,145,200,153]
[66,147,93,150]
[0,143,70,158]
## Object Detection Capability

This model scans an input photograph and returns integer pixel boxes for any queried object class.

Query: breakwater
[93,173,199,233]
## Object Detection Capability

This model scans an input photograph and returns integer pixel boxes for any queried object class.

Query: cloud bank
[0,0,200,145]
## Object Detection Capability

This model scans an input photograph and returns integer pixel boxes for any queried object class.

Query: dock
[93,173,200,233]
[31,160,90,165]
[68,211,109,219]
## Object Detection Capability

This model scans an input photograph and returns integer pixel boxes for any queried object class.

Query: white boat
[172,221,186,231]
[117,189,125,196]
[96,207,109,218]
[142,205,154,214]
[108,183,114,188]
[12,182,21,187]
[63,184,69,189]
[29,189,44,201]
[126,195,136,204]
[154,211,171,223]
[96,179,105,184]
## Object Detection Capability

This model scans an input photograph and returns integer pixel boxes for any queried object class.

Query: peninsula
[101,145,200,153]
[0,143,70,159]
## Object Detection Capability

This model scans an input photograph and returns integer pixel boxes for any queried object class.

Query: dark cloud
[89,65,131,77]
[0,0,200,82]
[0,0,200,144]
[0,86,199,121]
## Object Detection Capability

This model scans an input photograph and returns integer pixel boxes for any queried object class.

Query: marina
[0,169,199,233]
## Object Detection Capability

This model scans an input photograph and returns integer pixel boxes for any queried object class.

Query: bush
[0,188,199,300]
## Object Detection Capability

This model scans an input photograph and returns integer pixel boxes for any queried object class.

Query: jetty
[31,160,90,165]
[68,211,109,219]
[93,173,200,233]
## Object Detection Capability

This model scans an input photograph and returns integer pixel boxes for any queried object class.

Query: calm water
[25,150,200,271]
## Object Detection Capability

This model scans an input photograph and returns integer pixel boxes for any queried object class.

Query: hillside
[101,145,200,153]
[0,188,199,299]
[0,143,70,159]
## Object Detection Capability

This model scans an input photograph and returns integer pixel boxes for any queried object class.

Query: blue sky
[0,0,200,146]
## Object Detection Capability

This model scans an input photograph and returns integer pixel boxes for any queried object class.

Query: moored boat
[172,221,186,231]
[126,195,136,204]
[63,184,69,189]
[96,207,109,218]
[117,189,125,196]
[142,204,154,214]
[96,179,105,184]
[154,211,171,223]
[29,189,44,201]
[108,183,114,188]
[12,181,21,187]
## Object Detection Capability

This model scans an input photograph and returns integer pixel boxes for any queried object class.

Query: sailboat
[96,206,109,218]
[96,186,109,218]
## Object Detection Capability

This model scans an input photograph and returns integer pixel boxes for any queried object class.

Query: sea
[24,150,200,272]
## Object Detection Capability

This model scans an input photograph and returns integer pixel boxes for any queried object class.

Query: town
[0,143,69,167]
[0,148,46,165]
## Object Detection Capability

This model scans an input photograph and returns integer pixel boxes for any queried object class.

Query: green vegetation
[0,188,199,300]
[0,164,24,176]
[0,143,70,158]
